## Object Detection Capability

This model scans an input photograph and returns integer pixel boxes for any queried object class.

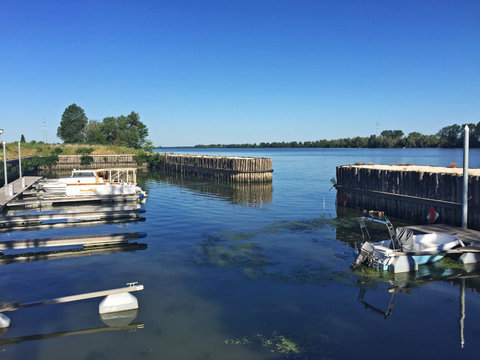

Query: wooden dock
[0,242,147,265]
[0,232,146,250]
[0,209,144,231]
[6,193,141,209]
[0,176,42,211]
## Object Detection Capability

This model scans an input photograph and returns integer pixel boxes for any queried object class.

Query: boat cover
[393,227,414,251]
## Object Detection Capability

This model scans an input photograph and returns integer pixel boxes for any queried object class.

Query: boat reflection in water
[355,263,480,348]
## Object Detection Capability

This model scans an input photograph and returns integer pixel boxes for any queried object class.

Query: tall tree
[20,134,26,143]
[437,124,462,148]
[57,104,88,143]
[85,120,107,144]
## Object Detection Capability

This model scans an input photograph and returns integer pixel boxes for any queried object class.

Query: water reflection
[0,322,143,348]
[0,243,147,265]
[140,170,273,207]
[354,263,480,349]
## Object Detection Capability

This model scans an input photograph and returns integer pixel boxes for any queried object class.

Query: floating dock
[0,232,146,250]
[336,165,480,230]
[163,154,273,182]
[6,193,142,209]
[0,176,43,211]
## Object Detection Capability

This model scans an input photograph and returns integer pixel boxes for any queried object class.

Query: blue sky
[0,0,478,147]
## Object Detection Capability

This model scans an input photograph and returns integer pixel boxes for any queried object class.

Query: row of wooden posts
[335,165,480,230]
[164,154,273,182]
[36,154,273,182]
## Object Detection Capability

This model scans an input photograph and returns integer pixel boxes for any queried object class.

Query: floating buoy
[0,313,11,329]
[99,293,139,314]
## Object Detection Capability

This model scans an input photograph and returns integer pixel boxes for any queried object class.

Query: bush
[146,154,165,169]
[80,155,94,165]
[133,152,149,166]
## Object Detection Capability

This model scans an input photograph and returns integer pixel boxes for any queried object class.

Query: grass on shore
[3,143,141,159]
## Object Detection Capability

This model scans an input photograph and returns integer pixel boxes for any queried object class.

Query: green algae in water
[225,332,301,355]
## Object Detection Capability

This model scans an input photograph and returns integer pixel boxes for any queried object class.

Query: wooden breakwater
[163,154,273,182]
[335,164,480,230]
[39,154,140,171]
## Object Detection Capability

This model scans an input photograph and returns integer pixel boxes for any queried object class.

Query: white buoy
[100,309,138,327]
[458,252,480,265]
[99,293,139,314]
[0,313,11,328]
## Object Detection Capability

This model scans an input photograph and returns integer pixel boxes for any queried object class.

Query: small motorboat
[351,215,462,273]
[39,168,146,198]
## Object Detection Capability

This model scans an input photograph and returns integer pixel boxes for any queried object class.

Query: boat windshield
[71,172,96,177]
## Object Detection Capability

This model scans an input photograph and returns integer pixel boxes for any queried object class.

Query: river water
[1,148,480,359]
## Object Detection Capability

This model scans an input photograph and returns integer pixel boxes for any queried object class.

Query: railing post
[3,141,8,196]
[462,125,469,229]
[18,141,23,188]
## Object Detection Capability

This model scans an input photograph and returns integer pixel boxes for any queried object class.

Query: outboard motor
[351,242,375,269]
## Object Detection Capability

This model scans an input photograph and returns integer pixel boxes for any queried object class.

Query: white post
[18,141,23,188]
[3,141,8,196]
[462,125,469,229]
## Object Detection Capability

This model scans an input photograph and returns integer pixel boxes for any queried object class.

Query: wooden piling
[335,164,480,230]
[162,154,273,182]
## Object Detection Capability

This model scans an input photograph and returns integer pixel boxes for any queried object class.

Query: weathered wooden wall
[39,154,141,170]
[336,165,480,230]
[163,154,273,182]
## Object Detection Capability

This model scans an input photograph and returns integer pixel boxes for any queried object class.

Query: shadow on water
[138,170,273,208]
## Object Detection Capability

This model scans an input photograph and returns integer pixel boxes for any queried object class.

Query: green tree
[98,111,149,149]
[20,134,26,143]
[437,124,462,148]
[57,104,88,143]
[85,120,106,144]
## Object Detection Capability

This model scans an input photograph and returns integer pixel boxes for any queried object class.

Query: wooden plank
[0,232,146,250]
[0,283,144,312]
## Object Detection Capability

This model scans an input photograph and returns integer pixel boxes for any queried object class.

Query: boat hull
[358,234,461,273]
[66,183,137,196]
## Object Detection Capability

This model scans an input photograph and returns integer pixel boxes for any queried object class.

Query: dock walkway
[0,176,42,211]
[408,224,480,245]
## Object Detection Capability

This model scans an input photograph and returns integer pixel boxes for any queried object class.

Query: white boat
[351,216,461,273]
[40,168,146,197]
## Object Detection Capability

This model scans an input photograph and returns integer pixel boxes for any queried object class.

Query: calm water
[1,148,480,359]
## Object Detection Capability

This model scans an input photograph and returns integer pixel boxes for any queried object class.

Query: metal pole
[18,142,22,187]
[459,278,465,348]
[3,141,8,196]
[462,125,469,228]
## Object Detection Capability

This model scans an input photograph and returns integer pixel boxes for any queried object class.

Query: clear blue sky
[1,0,478,147]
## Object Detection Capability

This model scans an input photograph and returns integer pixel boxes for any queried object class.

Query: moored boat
[351,215,461,273]
[39,168,146,198]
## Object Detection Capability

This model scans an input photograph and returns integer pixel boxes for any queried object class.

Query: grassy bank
[3,143,141,159]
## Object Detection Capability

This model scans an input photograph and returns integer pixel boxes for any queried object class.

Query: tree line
[195,123,480,149]
[57,104,153,150]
